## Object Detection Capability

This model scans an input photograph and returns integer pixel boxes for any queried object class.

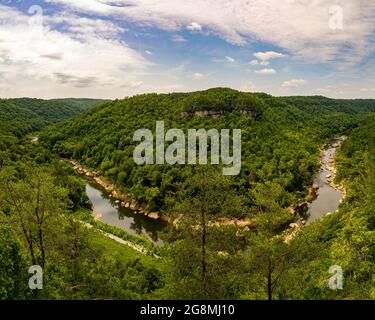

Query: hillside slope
[0,98,106,137]
[40,88,375,215]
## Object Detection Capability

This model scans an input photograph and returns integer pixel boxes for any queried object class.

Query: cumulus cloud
[0,4,150,98]
[254,51,287,61]
[255,68,277,75]
[187,22,202,31]
[281,79,308,88]
[46,0,375,65]
[250,51,286,67]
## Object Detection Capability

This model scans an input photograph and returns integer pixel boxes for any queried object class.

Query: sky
[0,0,375,99]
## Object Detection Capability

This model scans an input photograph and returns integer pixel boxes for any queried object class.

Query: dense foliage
[0,102,163,300]
[1,88,374,300]
[40,88,375,215]
[0,98,104,137]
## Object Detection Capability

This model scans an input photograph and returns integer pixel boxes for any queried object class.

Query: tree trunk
[38,225,45,269]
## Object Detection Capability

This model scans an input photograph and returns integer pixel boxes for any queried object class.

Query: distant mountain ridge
[0,98,108,137]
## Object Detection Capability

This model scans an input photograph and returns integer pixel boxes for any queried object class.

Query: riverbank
[67,159,255,229]
[68,159,170,222]
[321,136,347,197]
[284,136,347,241]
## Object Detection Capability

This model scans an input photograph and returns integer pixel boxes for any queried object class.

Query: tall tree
[0,167,68,269]
[246,181,293,300]
[164,166,246,299]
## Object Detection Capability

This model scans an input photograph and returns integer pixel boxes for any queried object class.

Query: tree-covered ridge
[0,88,374,300]
[280,117,375,299]
[0,98,106,138]
[282,96,375,115]
[40,88,375,215]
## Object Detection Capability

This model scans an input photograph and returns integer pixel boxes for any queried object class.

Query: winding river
[85,180,165,245]
[82,136,345,245]
[306,136,346,223]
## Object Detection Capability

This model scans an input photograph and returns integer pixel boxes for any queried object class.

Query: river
[85,180,165,245]
[306,137,346,223]
[83,136,345,243]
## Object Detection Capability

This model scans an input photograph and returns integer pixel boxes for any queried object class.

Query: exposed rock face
[148,212,160,220]
[195,110,226,118]
[179,109,261,119]
[129,201,138,210]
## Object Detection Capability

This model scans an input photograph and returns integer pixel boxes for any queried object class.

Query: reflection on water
[85,182,165,245]
[307,143,344,223]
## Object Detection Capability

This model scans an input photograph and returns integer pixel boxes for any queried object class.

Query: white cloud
[225,56,235,63]
[187,22,202,31]
[281,79,308,89]
[193,72,204,80]
[145,50,153,55]
[254,51,287,61]
[255,68,277,75]
[46,0,375,65]
[0,4,150,98]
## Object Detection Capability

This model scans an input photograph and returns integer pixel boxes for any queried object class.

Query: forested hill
[40,88,375,215]
[282,96,375,114]
[0,98,106,137]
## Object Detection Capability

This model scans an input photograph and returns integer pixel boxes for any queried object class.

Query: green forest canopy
[40,88,375,214]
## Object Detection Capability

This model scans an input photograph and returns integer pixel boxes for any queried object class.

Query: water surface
[307,141,344,223]
[85,181,165,245]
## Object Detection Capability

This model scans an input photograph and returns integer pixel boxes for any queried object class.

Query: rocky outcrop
[195,110,225,118]
[179,109,262,119]
[148,212,160,220]
[179,110,226,118]
[68,160,164,222]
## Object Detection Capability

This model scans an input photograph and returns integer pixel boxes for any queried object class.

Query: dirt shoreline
[67,159,254,229]
[284,136,347,242]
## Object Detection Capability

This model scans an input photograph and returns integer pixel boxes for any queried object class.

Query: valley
[0,89,374,300]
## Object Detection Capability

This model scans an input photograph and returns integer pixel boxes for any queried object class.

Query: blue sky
[0,0,374,99]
